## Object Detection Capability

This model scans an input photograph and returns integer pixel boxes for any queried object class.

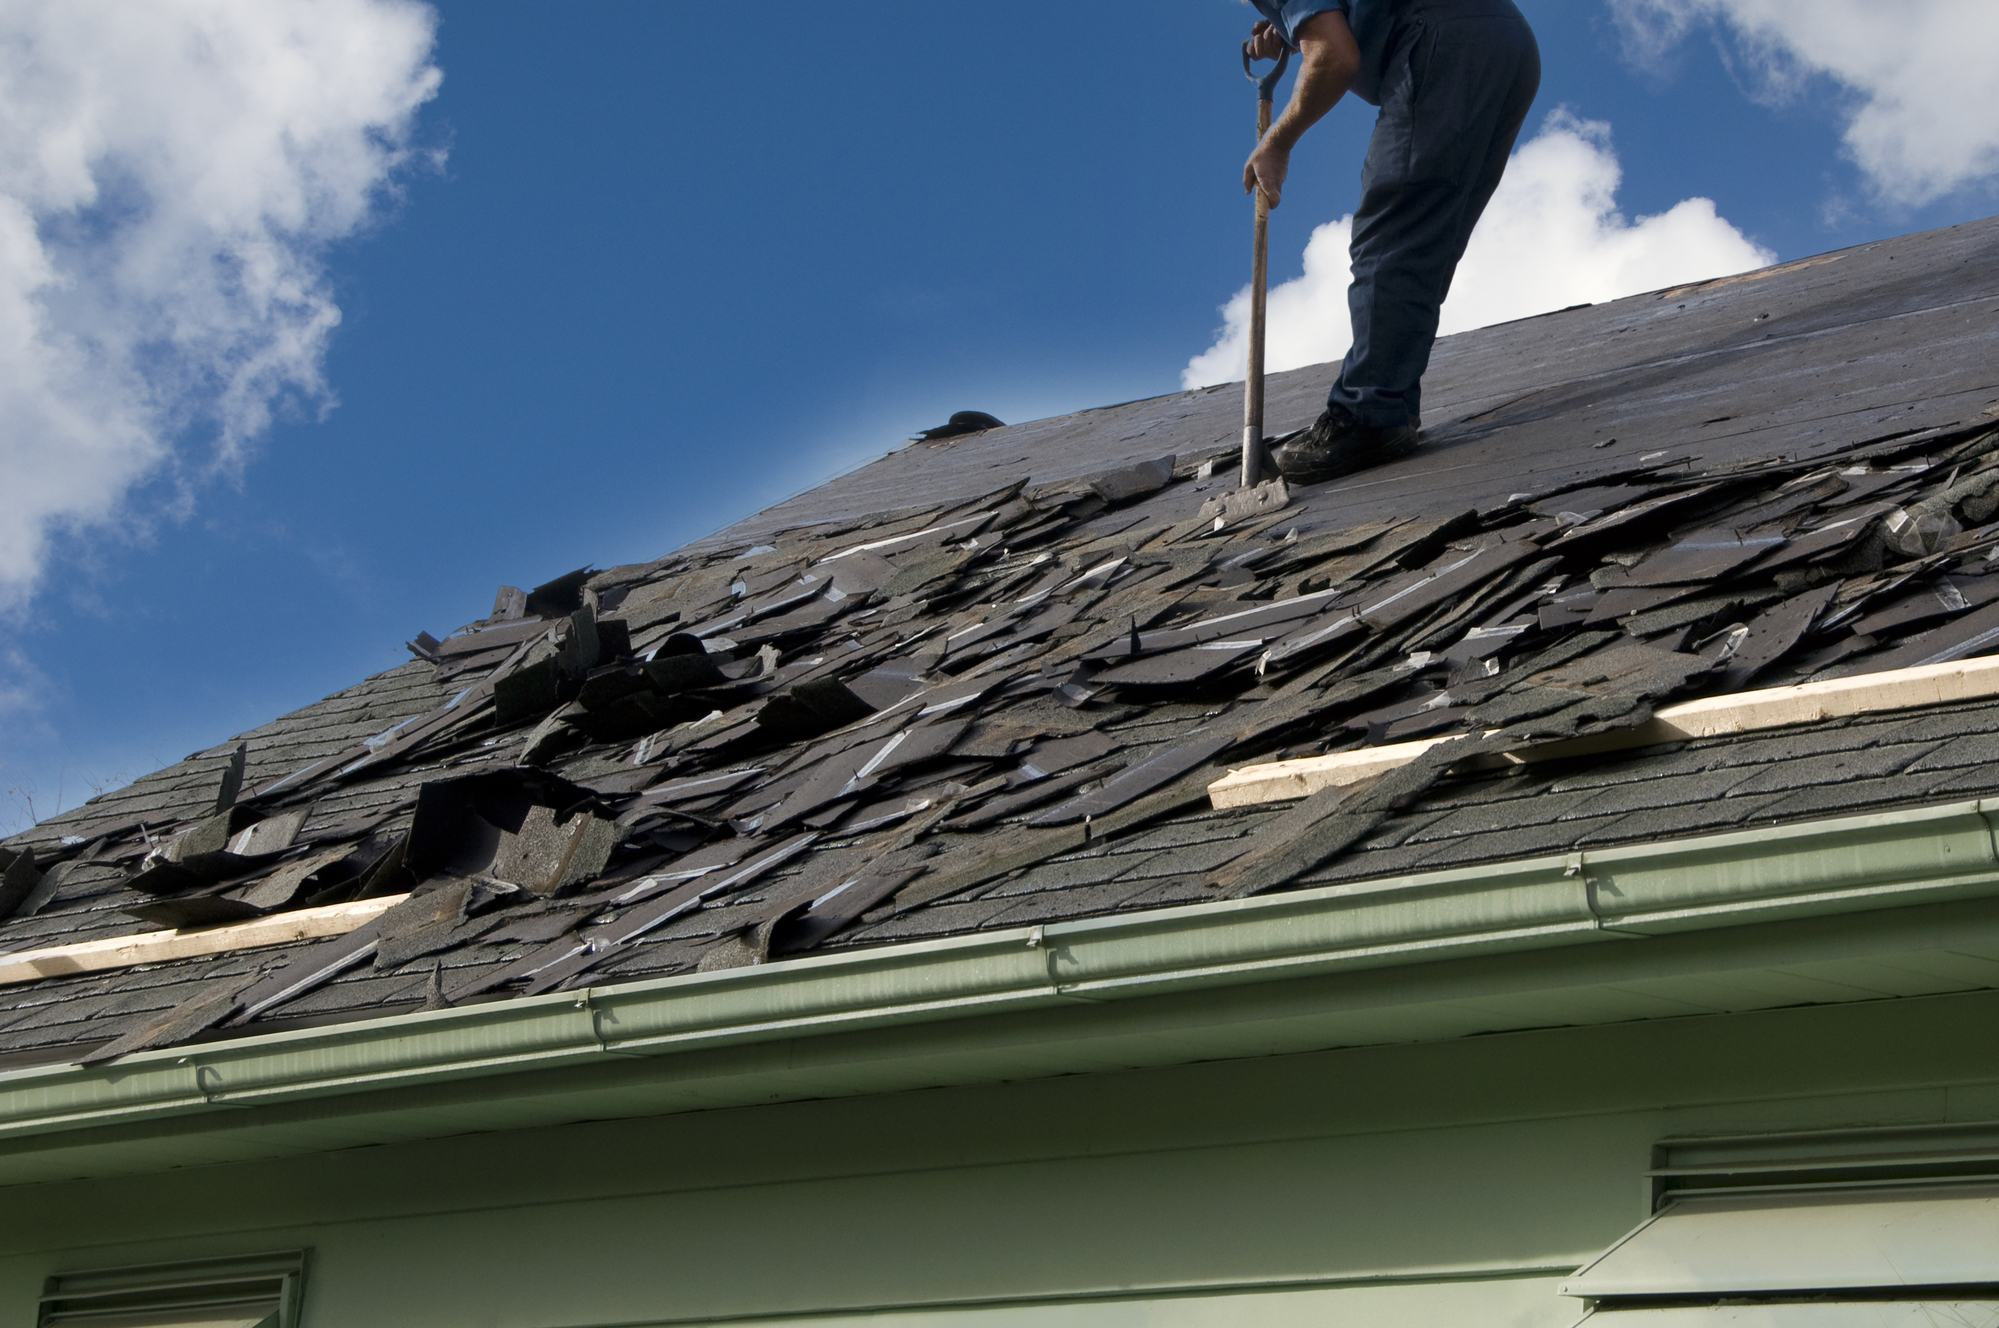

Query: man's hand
[1244,138,1290,209]
[1239,10,1361,210]
[1246,19,1288,63]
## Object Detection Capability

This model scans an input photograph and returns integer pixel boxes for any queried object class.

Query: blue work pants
[1330,0,1541,429]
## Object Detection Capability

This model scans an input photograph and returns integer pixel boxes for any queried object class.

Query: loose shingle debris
[17,417,1999,1063]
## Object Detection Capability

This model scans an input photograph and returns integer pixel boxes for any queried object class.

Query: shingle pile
[11,414,1999,1062]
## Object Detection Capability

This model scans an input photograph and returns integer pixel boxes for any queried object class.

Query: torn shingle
[1027,732,1234,827]
[1716,583,1841,690]
[1622,530,1788,587]
[1082,455,1176,505]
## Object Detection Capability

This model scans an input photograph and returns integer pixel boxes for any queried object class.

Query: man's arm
[1243,9,1361,209]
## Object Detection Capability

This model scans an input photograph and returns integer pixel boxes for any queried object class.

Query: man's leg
[1333,1,1541,431]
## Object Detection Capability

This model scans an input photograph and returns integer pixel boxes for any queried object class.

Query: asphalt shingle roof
[6,215,1999,1066]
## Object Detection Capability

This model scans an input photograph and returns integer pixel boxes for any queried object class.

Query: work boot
[1272,404,1420,485]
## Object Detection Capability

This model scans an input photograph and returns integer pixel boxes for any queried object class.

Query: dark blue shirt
[1246,0,1399,105]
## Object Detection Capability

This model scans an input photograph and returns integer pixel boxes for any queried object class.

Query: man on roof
[1243,0,1539,485]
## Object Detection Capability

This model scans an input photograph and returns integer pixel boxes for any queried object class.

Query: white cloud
[1183,113,1773,391]
[0,0,441,609]
[1612,0,1999,206]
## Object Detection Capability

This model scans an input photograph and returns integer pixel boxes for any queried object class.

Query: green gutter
[1,797,1996,1146]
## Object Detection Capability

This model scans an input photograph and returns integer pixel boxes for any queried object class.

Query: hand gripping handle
[1242,40,1292,102]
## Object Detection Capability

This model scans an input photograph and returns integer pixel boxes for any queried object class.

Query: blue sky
[3,0,1995,831]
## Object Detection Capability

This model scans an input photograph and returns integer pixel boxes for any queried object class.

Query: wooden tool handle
[1242,95,1276,488]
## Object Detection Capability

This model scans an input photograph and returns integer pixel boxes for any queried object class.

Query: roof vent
[40,1250,307,1328]
[1562,1125,1999,1322]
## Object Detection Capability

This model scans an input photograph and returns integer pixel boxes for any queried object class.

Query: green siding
[0,986,1993,1327]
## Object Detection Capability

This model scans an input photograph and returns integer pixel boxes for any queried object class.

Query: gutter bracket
[1975,799,1999,865]
[193,1063,227,1105]
[574,989,635,1058]
[1572,850,1648,939]
[1026,926,1058,992]
[1026,926,1106,1004]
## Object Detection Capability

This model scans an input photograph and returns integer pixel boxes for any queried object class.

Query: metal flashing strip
[0,896,406,988]
[0,798,1996,1144]
[1209,654,1999,809]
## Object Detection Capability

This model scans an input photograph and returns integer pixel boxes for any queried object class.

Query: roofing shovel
[1240,40,1290,488]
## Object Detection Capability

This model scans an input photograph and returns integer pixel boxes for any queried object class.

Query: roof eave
[0,794,1995,1183]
